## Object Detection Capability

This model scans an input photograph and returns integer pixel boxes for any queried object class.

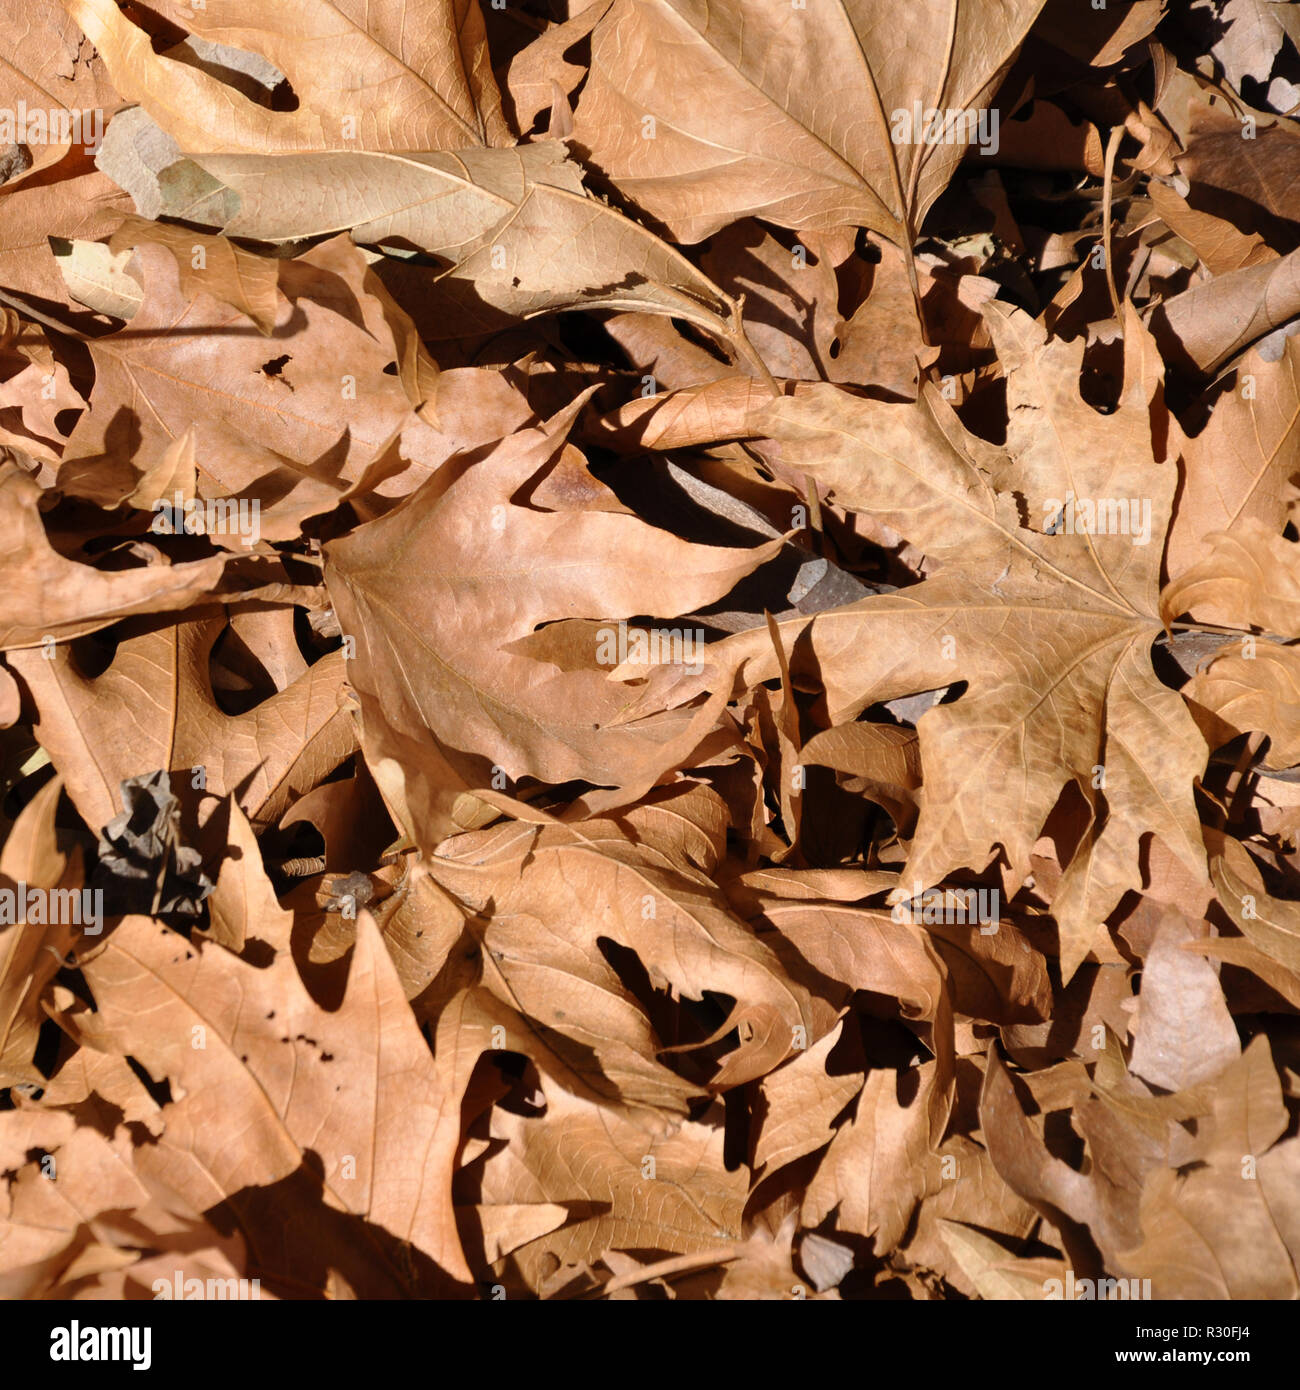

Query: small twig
[900,229,931,349]
[1031,173,1141,203]
[0,286,101,338]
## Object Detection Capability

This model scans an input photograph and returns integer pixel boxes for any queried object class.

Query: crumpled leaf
[91,769,214,917]
[141,140,759,359]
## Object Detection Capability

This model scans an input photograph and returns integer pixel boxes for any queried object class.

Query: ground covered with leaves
[1,0,1300,1302]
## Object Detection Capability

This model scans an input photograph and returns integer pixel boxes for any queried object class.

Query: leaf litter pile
[2,0,1300,1304]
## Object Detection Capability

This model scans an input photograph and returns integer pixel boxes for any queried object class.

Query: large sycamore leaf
[74,911,474,1290]
[625,305,1207,978]
[63,0,509,154]
[570,0,1046,244]
[324,401,781,836]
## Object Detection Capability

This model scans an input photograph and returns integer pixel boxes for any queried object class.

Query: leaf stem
[593,1245,742,1296]
[1101,124,1125,324]
[901,227,931,349]
[803,475,824,555]
[1211,732,1265,830]
[1164,621,1294,643]
[724,292,780,395]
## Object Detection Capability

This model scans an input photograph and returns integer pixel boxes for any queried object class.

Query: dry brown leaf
[1118,1037,1300,1298]
[0,0,117,187]
[324,400,781,833]
[55,237,457,530]
[1185,640,1300,769]
[0,467,229,650]
[620,305,1208,979]
[0,776,81,1086]
[471,1079,748,1292]
[1164,335,1300,577]
[64,0,509,155]
[146,140,765,365]
[1152,242,1300,374]
[7,612,353,834]
[1128,914,1240,1091]
[2,1,1296,1313]
[427,807,814,1100]
[1162,521,1300,631]
[73,910,475,1292]
[571,0,1046,246]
